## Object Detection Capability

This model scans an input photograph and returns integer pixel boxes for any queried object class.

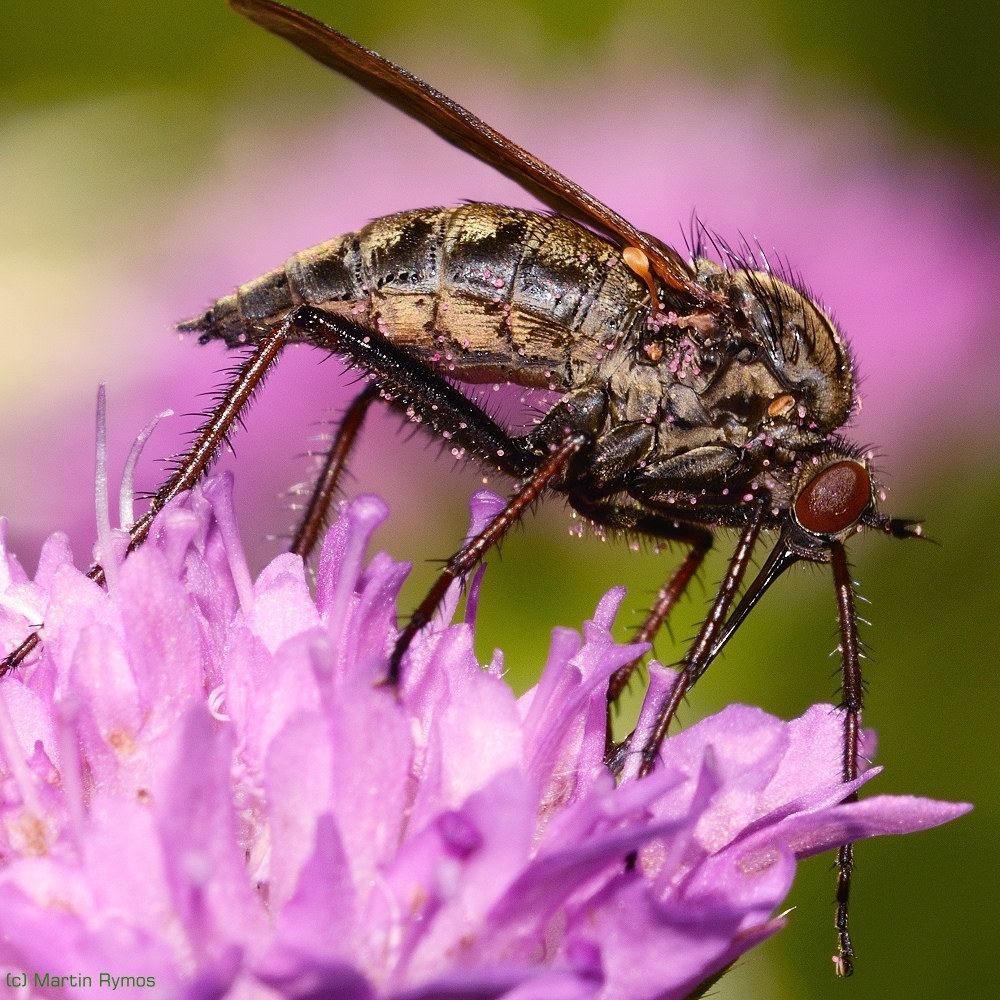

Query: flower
[0,479,969,998]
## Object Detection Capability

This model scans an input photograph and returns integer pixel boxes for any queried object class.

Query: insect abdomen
[184,205,649,389]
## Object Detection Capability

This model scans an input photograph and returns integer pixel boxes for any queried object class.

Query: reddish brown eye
[794,461,871,535]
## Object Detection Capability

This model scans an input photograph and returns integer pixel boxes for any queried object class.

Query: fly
[0,0,922,976]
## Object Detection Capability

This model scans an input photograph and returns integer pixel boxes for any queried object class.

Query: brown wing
[229,0,713,303]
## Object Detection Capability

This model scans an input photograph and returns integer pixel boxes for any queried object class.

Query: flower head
[0,480,969,997]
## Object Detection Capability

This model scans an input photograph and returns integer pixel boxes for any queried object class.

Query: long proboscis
[705,532,802,669]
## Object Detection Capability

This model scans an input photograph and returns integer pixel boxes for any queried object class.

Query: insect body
[187,200,859,539]
[0,0,921,977]
[190,205,651,392]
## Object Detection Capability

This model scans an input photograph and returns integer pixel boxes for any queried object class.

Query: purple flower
[0,480,969,998]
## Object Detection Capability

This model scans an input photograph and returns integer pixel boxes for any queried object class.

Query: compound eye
[794,460,872,535]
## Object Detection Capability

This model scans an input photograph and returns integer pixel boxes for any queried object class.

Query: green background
[2,2,997,997]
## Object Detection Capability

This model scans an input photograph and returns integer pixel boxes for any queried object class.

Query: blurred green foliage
[1,1,996,997]
[3,0,999,165]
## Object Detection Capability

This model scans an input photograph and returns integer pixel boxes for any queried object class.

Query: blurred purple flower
[0,479,968,998]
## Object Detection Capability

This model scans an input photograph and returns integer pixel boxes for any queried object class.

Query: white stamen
[119,408,174,530]
[94,384,119,598]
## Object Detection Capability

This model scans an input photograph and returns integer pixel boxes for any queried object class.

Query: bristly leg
[0,320,289,678]
[831,541,863,977]
[603,525,713,763]
[387,432,588,686]
[603,519,807,776]
[637,502,766,778]
[289,307,539,480]
[127,320,289,557]
[290,384,378,560]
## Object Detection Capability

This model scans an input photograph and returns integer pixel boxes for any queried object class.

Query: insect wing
[229,0,707,301]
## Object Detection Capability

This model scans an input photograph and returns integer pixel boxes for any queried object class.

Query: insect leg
[289,384,378,559]
[830,540,862,978]
[387,432,588,686]
[287,306,539,479]
[128,322,290,556]
[0,320,290,678]
[637,502,766,777]
[605,526,713,710]
[277,309,605,685]
[560,494,715,761]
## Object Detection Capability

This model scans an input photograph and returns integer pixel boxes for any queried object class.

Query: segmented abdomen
[185,204,650,390]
